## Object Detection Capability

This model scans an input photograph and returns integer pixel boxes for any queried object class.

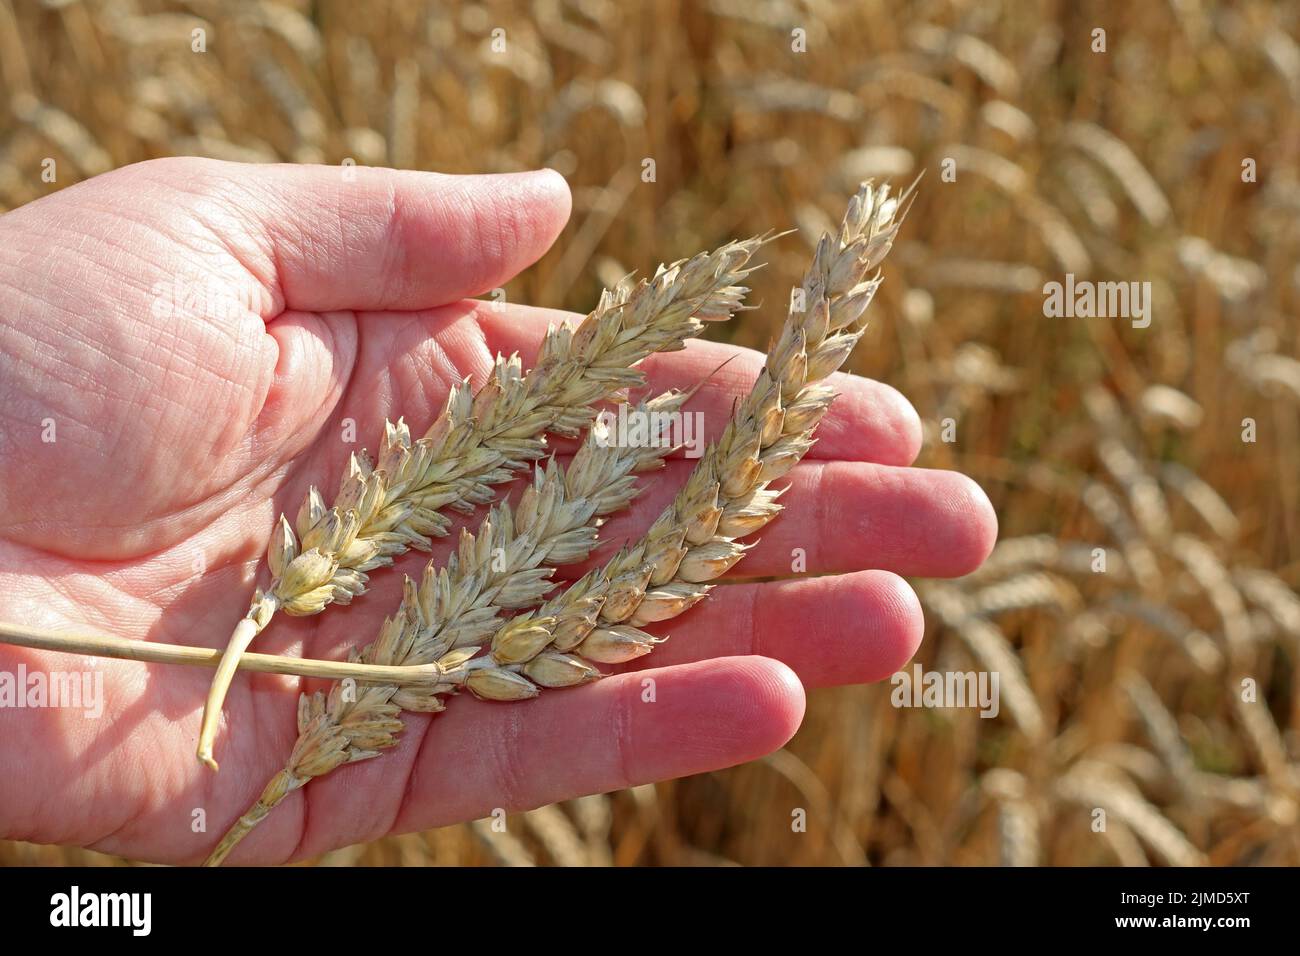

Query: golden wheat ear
[205,181,909,865]
[467,179,912,673]
[196,235,768,770]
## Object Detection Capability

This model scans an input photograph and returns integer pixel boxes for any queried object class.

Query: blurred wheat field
[2,0,1298,866]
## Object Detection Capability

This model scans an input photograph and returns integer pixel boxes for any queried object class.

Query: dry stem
[0,620,443,685]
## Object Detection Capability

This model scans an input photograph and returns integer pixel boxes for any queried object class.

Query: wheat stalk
[0,620,444,685]
[197,237,765,769]
[205,180,911,866]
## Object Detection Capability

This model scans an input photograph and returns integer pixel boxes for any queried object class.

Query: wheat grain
[196,235,765,768]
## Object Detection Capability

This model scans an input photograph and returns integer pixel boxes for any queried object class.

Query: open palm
[0,158,996,864]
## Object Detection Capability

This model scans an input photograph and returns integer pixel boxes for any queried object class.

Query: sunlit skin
[0,159,996,864]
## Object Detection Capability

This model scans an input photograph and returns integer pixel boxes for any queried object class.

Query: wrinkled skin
[0,159,996,864]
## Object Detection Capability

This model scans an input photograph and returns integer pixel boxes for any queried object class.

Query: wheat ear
[204,389,694,865]
[197,237,766,769]
[469,178,912,671]
[205,181,907,865]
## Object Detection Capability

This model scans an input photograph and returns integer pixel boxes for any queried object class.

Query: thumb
[165,159,573,314]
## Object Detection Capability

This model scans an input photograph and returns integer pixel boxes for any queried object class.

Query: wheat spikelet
[732,76,863,121]
[387,58,420,169]
[908,25,1020,96]
[569,795,614,866]
[543,78,646,137]
[368,177,909,695]
[243,1,322,63]
[965,535,1131,583]
[1230,684,1291,785]
[922,258,1042,294]
[11,93,113,177]
[1097,819,1152,867]
[196,236,765,768]
[1177,237,1266,303]
[250,57,325,162]
[839,145,916,181]
[1088,743,1168,790]
[1097,438,1172,541]
[1057,156,1120,232]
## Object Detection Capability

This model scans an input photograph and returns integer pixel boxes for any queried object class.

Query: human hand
[0,159,996,864]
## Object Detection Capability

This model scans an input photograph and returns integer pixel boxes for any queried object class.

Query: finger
[142,158,573,314]
[471,303,923,466]
[289,656,805,859]
[552,459,997,580]
[617,570,924,688]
